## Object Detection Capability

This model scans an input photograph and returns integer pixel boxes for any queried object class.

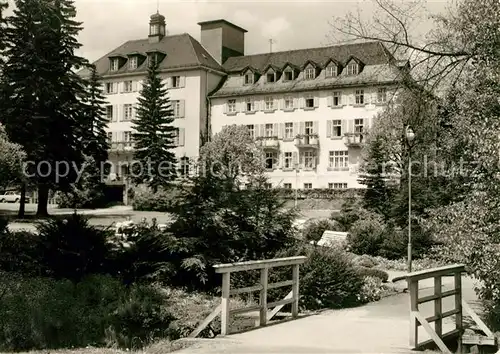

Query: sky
[6,0,453,63]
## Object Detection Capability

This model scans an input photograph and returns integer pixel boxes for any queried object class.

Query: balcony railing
[257,136,280,150]
[294,134,319,149]
[343,132,363,147]
[109,141,134,151]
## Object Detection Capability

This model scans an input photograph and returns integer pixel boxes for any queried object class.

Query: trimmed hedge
[275,188,365,200]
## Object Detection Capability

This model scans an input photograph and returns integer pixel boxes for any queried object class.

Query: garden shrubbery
[132,185,183,212]
[302,219,338,243]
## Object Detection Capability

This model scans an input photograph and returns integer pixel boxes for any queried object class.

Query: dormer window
[244,72,254,85]
[305,67,315,80]
[326,65,338,78]
[129,57,138,70]
[284,69,294,81]
[110,59,119,71]
[347,62,359,75]
[267,71,275,83]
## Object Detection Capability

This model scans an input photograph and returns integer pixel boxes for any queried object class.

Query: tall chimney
[198,19,247,64]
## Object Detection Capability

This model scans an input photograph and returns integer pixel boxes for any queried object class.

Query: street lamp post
[406,126,415,273]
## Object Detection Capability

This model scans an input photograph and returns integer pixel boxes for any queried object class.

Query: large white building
[85,13,407,200]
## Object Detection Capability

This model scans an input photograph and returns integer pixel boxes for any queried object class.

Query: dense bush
[275,188,364,200]
[302,219,337,243]
[347,211,386,255]
[355,266,389,283]
[358,276,383,303]
[0,230,42,275]
[331,196,364,232]
[36,213,113,282]
[272,243,364,310]
[0,273,175,351]
[132,186,183,212]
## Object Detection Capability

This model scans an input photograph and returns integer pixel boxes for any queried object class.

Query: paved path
[175,274,481,354]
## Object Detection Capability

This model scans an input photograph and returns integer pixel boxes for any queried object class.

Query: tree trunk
[36,184,49,217]
[17,182,26,218]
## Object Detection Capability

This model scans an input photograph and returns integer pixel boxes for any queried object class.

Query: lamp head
[406,127,415,142]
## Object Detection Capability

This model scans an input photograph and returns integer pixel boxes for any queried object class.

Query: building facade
[208,42,406,189]
[84,13,407,198]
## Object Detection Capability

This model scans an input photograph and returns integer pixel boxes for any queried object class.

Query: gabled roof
[324,58,342,67]
[241,65,260,74]
[263,64,281,73]
[223,41,393,73]
[282,62,300,71]
[80,33,224,77]
[345,55,364,66]
[301,60,320,70]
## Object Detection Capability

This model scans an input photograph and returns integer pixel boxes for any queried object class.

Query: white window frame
[123,104,133,121]
[129,57,138,70]
[124,131,131,142]
[305,121,314,135]
[173,100,181,117]
[171,76,181,88]
[283,183,292,189]
[332,119,342,137]
[304,151,315,168]
[284,152,293,169]
[245,98,255,112]
[305,97,314,108]
[227,99,236,113]
[246,124,255,138]
[329,150,349,169]
[107,132,112,142]
[283,69,294,81]
[265,151,277,170]
[123,80,133,92]
[303,183,312,189]
[284,122,293,139]
[354,118,364,133]
[110,59,119,71]
[265,123,274,137]
[264,96,274,110]
[284,96,293,109]
[105,82,115,94]
[355,89,364,105]
[333,91,341,106]
[244,72,254,85]
[329,182,348,189]
[266,71,275,83]
[377,87,387,103]
[326,65,337,77]
[106,105,113,120]
[347,62,358,75]
[305,67,315,80]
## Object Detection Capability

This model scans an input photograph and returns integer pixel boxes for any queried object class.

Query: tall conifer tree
[132,59,177,192]
[0,0,88,216]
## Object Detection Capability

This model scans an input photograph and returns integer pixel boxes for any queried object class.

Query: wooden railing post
[409,279,419,349]
[259,267,269,326]
[434,276,442,338]
[454,271,463,353]
[292,264,300,318]
[221,272,231,336]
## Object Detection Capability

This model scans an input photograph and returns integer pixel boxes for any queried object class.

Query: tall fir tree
[0,0,88,216]
[132,59,177,192]
[0,0,7,65]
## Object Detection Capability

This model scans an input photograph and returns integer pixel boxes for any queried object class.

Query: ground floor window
[303,183,312,189]
[283,183,292,189]
[328,182,348,189]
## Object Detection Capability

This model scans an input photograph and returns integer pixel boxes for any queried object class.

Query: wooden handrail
[406,264,465,281]
[213,256,307,273]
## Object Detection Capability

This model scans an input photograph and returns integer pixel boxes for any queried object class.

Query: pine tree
[358,134,395,219]
[132,59,177,192]
[0,0,7,65]
[0,0,88,216]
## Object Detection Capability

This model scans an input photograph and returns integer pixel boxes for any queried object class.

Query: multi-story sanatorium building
[85,12,407,199]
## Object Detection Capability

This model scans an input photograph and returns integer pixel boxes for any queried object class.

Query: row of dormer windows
[109,52,164,72]
[224,88,388,114]
[103,76,185,94]
[244,61,361,85]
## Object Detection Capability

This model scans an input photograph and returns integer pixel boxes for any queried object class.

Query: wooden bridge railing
[407,264,495,354]
[189,256,307,338]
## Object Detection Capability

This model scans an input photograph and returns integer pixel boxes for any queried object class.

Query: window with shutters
[123,131,131,142]
[264,96,274,110]
[305,121,314,135]
[123,80,133,92]
[284,96,294,110]
[329,150,349,169]
[106,132,112,143]
[354,118,364,133]
[265,152,278,170]
[171,76,181,88]
[333,91,341,106]
[377,87,387,103]
[355,90,364,105]
[227,99,236,114]
[304,151,315,168]
[172,101,181,117]
[328,182,348,189]
[284,122,294,139]
[174,129,180,146]
[123,104,133,121]
[105,82,116,94]
[245,98,255,112]
[305,97,314,108]
[246,124,254,138]
[106,105,113,120]
[129,56,138,69]
[283,152,293,169]
[304,183,312,189]
[265,123,274,137]
[283,183,292,189]
[331,120,342,137]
